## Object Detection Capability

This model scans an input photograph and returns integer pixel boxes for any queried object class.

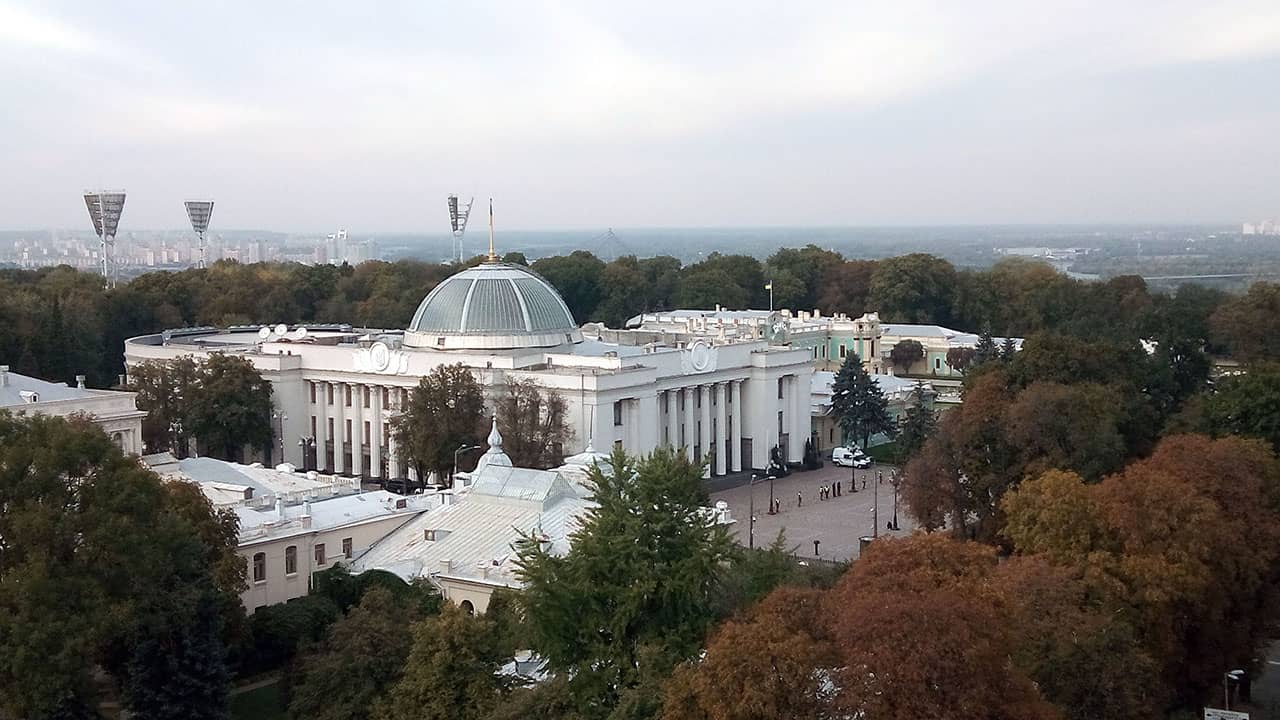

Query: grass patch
[230,681,286,720]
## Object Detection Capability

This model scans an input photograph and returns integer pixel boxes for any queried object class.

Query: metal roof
[408,263,577,336]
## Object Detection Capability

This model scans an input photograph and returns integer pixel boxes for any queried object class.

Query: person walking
[797,491,803,507]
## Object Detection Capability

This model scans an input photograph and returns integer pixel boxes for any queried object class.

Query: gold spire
[487,198,498,262]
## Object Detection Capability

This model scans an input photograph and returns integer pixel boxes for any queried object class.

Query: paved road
[711,463,914,561]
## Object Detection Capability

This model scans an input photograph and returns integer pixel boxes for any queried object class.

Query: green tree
[889,339,924,372]
[830,353,894,450]
[1210,281,1280,361]
[868,253,957,324]
[0,413,236,720]
[514,447,735,716]
[816,259,877,316]
[1000,335,1018,361]
[764,245,843,311]
[129,355,201,455]
[946,346,977,372]
[186,353,273,461]
[497,378,573,469]
[532,251,606,323]
[392,363,487,485]
[1196,362,1280,452]
[289,587,424,720]
[895,382,937,461]
[374,604,507,720]
[973,325,1001,365]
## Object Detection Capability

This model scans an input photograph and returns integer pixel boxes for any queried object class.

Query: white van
[831,446,872,468]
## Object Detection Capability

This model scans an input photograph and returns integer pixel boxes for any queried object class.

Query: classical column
[730,380,742,472]
[792,374,807,462]
[315,380,329,472]
[388,429,402,480]
[370,385,383,480]
[682,387,696,462]
[332,382,346,475]
[699,384,712,479]
[350,384,364,478]
[714,382,727,476]
[666,390,679,449]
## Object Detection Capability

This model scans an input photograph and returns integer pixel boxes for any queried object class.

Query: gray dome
[403,262,582,350]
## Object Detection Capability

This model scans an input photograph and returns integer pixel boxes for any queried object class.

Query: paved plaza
[711,462,915,561]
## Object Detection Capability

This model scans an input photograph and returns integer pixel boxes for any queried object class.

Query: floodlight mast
[184,200,215,269]
[447,194,474,263]
[84,190,126,288]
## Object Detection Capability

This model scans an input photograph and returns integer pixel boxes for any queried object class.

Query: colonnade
[309,380,408,480]
[659,380,744,477]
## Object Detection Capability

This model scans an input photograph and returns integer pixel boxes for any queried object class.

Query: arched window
[460,600,475,616]
[252,553,266,583]
[285,546,297,575]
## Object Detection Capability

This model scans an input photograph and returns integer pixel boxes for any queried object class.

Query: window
[328,417,334,438]
[327,384,334,403]
[778,411,784,438]
[285,545,297,575]
[314,543,326,566]
[363,386,370,408]
[697,391,702,409]
[662,393,669,414]
[614,439,623,451]
[777,378,785,399]
[382,386,389,406]
[346,419,352,440]
[839,344,847,358]
[935,358,941,370]
[309,382,316,403]
[613,401,623,426]
[364,420,371,444]
[345,386,352,407]
[424,529,437,541]
[252,552,266,583]
[311,416,317,436]
[342,537,353,559]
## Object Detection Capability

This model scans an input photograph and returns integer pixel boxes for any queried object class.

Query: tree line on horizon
[2,246,1278,390]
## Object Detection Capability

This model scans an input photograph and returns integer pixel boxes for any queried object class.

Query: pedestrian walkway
[711,463,913,561]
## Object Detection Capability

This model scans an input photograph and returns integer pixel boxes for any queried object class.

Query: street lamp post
[873,464,879,538]
[891,469,901,531]
[452,444,482,488]
[1225,669,1245,710]
[748,473,757,549]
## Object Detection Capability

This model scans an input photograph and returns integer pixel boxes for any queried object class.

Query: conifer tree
[830,353,895,450]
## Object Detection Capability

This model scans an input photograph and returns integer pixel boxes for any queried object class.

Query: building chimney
[439,558,452,573]
[75,375,86,389]
[275,497,286,519]
[0,365,8,387]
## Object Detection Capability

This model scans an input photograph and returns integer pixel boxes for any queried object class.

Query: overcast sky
[1,1,1278,232]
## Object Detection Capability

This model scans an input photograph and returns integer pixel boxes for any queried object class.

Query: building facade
[124,260,815,482]
[0,365,146,453]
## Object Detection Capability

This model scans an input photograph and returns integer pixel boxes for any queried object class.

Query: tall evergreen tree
[830,353,895,450]
[896,382,938,461]
[974,324,1001,366]
[1000,336,1018,361]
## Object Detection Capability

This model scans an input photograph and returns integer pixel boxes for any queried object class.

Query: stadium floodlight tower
[184,199,215,269]
[84,190,126,287]
[447,194,474,263]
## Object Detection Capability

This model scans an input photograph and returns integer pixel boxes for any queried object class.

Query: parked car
[831,446,872,468]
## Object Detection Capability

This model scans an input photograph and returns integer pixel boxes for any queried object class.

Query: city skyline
[1,1,1279,231]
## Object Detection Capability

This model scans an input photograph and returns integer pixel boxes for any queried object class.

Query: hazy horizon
[2,1,1278,232]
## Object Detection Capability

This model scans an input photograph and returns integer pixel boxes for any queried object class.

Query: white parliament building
[124,256,815,482]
